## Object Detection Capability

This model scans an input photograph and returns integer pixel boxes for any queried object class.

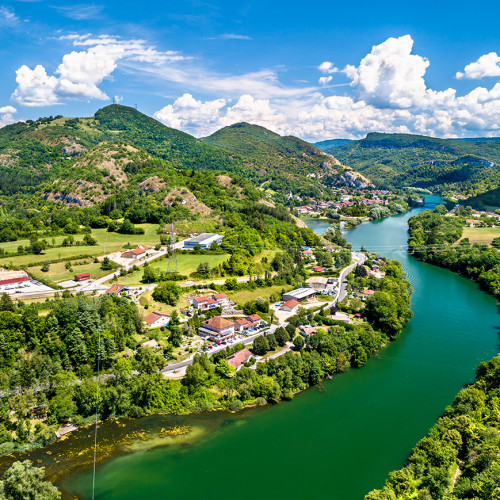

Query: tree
[142,265,158,283]
[0,460,61,499]
[0,294,14,312]
[101,257,113,271]
[252,335,269,355]
[152,282,180,306]
[41,261,50,272]
[196,262,210,277]
[275,327,290,347]
[135,347,164,374]
[293,335,304,350]
[267,333,277,350]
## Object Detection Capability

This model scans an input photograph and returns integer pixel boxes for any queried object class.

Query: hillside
[458,185,500,209]
[331,132,500,196]
[313,139,353,151]
[202,122,341,175]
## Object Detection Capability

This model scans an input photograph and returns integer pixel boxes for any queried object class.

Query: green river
[14,197,500,499]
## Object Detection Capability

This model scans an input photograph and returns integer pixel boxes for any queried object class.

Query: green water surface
[66,200,499,499]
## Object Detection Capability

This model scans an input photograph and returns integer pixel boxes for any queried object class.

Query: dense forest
[365,354,500,499]
[331,133,500,198]
[408,207,500,298]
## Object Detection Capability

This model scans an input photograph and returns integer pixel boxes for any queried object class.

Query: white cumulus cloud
[456,52,500,79]
[0,105,17,128]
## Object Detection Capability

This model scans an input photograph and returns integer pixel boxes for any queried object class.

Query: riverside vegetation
[365,205,500,499]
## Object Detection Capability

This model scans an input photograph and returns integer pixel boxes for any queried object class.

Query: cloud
[53,4,104,20]
[0,5,19,26]
[318,61,338,74]
[318,76,332,86]
[12,36,189,106]
[206,34,252,40]
[153,35,500,140]
[0,105,17,128]
[456,52,500,79]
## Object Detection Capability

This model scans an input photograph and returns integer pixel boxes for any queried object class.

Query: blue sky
[0,0,499,139]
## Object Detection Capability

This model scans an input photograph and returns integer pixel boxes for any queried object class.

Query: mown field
[228,284,293,306]
[0,224,161,267]
[116,253,231,285]
[461,226,500,245]
[27,259,112,283]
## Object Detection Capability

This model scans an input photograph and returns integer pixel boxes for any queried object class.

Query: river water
[55,197,498,499]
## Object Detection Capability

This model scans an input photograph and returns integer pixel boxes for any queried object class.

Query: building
[143,311,170,328]
[142,339,160,349]
[328,312,351,323]
[192,293,229,310]
[121,247,146,260]
[105,284,133,296]
[227,348,254,371]
[306,276,328,290]
[232,314,265,333]
[282,288,317,302]
[280,299,300,313]
[312,265,325,273]
[362,289,375,297]
[0,276,29,291]
[299,326,321,336]
[198,316,235,341]
[183,233,223,250]
[74,273,91,282]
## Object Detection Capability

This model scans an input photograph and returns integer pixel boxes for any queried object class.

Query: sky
[0,0,499,140]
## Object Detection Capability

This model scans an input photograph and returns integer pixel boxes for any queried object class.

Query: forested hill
[0,105,347,200]
[330,132,500,196]
[313,138,353,151]
[202,122,342,176]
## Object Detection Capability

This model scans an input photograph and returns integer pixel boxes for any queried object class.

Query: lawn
[0,224,160,267]
[138,289,191,315]
[116,253,230,285]
[460,226,500,245]
[27,259,112,283]
[229,285,293,306]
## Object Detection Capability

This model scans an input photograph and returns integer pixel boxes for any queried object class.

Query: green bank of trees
[365,354,500,500]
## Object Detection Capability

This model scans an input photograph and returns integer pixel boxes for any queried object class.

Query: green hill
[202,122,341,176]
[313,139,353,151]
[331,132,500,196]
[459,186,500,209]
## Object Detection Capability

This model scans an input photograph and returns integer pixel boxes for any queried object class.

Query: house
[74,273,91,281]
[282,288,317,302]
[142,339,160,349]
[328,312,351,323]
[312,265,325,273]
[232,314,265,333]
[192,293,229,309]
[105,283,132,296]
[300,326,320,336]
[199,316,235,341]
[302,249,313,257]
[362,289,375,297]
[280,299,300,313]
[122,247,146,260]
[183,233,224,250]
[143,311,170,328]
[227,348,253,371]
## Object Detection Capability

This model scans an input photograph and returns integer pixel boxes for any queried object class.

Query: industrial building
[183,233,223,250]
[282,288,317,302]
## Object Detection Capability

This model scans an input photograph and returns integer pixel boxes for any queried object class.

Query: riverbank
[10,201,499,500]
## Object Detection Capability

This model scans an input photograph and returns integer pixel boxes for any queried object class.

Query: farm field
[460,226,500,245]
[116,253,231,285]
[228,284,293,306]
[27,259,112,283]
[0,224,161,267]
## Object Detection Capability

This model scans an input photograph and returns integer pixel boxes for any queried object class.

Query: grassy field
[460,226,500,245]
[0,224,160,267]
[229,285,293,306]
[116,253,230,285]
[27,259,112,283]
[138,289,191,315]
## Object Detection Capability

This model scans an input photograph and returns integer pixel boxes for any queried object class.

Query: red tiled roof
[106,284,125,294]
[362,289,375,295]
[281,299,300,310]
[213,293,227,299]
[234,318,250,326]
[194,296,209,303]
[227,349,253,369]
[205,298,217,305]
[0,277,28,286]
[203,316,234,330]
[144,311,169,325]
[247,314,262,321]
[75,273,90,279]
